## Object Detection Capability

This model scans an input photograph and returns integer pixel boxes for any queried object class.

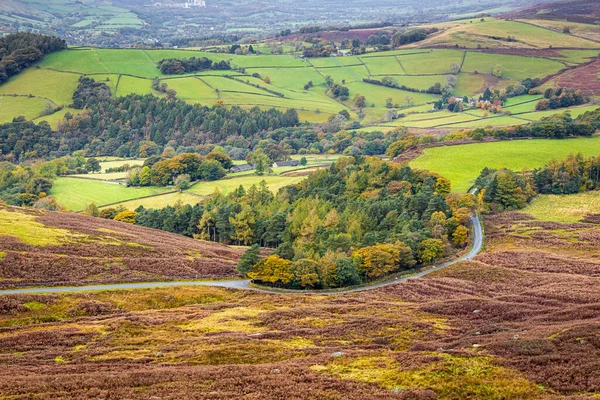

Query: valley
[1,0,600,398]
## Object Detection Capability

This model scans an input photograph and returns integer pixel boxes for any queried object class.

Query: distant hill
[0,204,245,288]
[502,0,600,24]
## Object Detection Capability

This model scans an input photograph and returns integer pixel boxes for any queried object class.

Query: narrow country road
[0,214,484,296]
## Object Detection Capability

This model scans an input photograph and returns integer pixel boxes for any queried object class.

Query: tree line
[158,57,231,75]
[127,151,232,187]
[535,88,586,111]
[0,33,66,84]
[475,152,600,212]
[0,77,300,163]
[386,111,598,159]
[0,75,400,164]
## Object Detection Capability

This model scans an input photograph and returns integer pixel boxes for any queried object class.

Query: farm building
[272,160,300,168]
[231,164,254,173]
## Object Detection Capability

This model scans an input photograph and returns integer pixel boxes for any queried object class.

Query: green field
[410,137,600,192]
[461,52,565,80]
[0,96,51,123]
[33,107,82,129]
[419,18,600,49]
[71,159,146,181]
[0,68,80,106]
[522,191,600,223]
[187,175,306,197]
[49,177,173,211]
[521,20,600,44]
[102,192,205,210]
[2,21,599,127]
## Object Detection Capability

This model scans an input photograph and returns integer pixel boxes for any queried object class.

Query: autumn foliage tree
[353,242,415,280]
[247,255,293,286]
[114,210,137,224]
[452,225,469,246]
[291,259,321,288]
[418,238,445,264]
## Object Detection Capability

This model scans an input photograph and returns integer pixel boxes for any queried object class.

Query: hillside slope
[0,209,598,398]
[0,205,244,288]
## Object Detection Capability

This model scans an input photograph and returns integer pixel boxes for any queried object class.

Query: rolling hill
[1,42,598,130]
[0,204,245,288]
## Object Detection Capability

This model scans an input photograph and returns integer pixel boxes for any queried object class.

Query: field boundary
[394,56,409,75]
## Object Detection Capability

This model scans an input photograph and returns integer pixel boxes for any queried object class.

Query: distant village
[151,0,206,8]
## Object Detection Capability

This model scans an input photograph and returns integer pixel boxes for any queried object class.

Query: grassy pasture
[360,49,431,58]
[361,56,404,75]
[403,113,481,128]
[71,159,146,181]
[103,192,204,210]
[522,191,600,223]
[0,68,79,106]
[38,49,111,75]
[420,18,599,49]
[50,177,173,211]
[392,76,444,91]
[115,76,160,97]
[504,95,543,107]
[187,175,305,197]
[244,67,324,90]
[96,49,161,78]
[1,38,597,126]
[87,74,120,95]
[522,20,600,43]
[503,102,538,114]
[145,49,232,64]
[0,96,49,123]
[345,81,438,108]
[203,76,275,96]
[165,77,217,103]
[34,107,82,129]
[517,105,600,121]
[462,52,565,80]
[554,50,600,64]
[400,110,456,122]
[454,73,484,96]
[317,66,367,84]
[442,116,529,128]
[397,50,465,75]
[231,54,305,68]
[410,137,600,192]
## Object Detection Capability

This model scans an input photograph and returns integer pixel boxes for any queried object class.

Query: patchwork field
[409,137,600,192]
[102,192,205,211]
[2,40,598,126]
[418,18,600,49]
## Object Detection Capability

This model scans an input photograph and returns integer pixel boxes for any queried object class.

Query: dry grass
[522,191,600,223]
[0,205,244,288]
[0,211,598,398]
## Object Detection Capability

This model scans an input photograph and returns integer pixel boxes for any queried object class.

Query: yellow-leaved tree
[248,255,293,286]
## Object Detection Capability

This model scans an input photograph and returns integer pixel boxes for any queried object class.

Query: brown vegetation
[555,58,600,95]
[0,211,598,398]
[502,0,600,25]
[0,205,245,288]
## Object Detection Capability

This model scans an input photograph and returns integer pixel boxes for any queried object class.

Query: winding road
[0,214,483,296]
